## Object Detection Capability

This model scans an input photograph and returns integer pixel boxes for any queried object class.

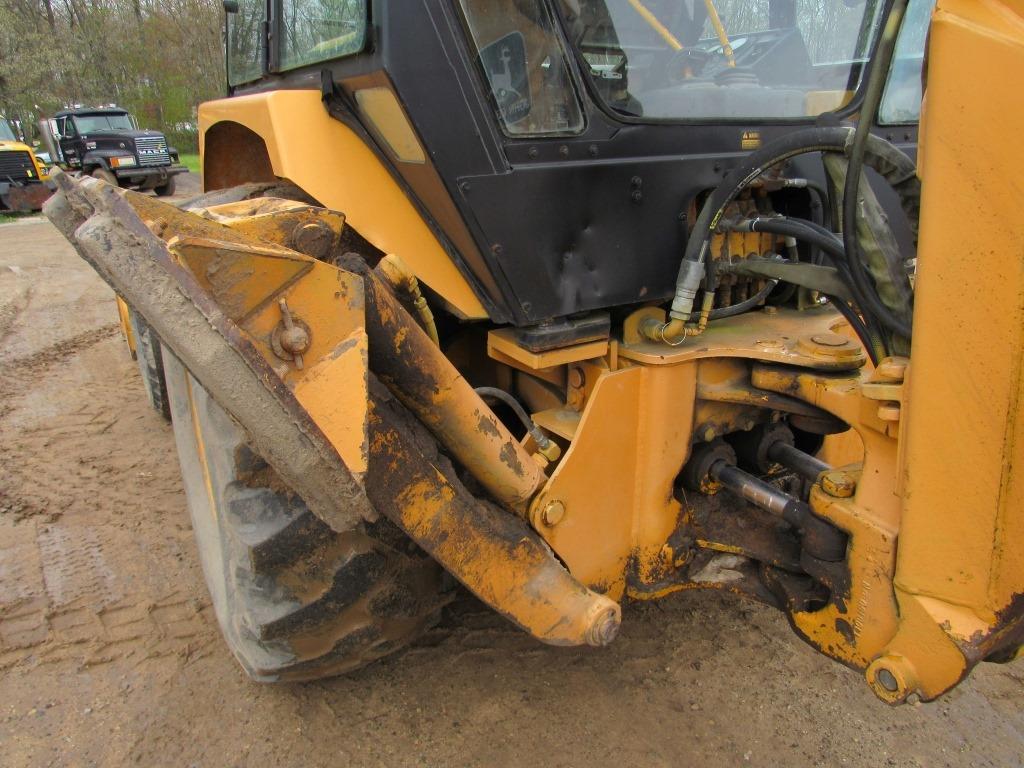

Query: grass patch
[0,211,40,224]
[179,153,201,174]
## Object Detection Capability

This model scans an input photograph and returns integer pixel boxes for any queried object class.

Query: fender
[198,90,487,320]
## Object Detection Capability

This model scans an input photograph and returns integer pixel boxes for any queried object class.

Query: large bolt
[290,220,334,260]
[541,500,566,527]
[821,470,856,498]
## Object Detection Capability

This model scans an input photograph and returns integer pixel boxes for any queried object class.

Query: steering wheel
[663,48,715,83]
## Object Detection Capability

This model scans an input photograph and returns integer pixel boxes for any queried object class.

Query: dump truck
[42,106,186,196]
[44,0,1023,705]
[0,117,51,211]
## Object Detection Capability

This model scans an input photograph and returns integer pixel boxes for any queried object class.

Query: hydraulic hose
[732,217,846,265]
[709,280,777,320]
[672,126,918,324]
[720,215,881,360]
[825,294,881,365]
[842,0,913,343]
[475,386,560,463]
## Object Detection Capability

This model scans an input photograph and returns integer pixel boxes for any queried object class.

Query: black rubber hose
[709,280,778,320]
[842,0,913,343]
[825,294,881,365]
[677,125,918,299]
[474,386,553,450]
[720,220,879,361]
[743,217,886,321]
[738,217,846,264]
[682,127,864,279]
[805,182,830,264]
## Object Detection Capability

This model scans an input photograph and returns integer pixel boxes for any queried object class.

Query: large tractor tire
[127,307,171,422]
[162,352,450,681]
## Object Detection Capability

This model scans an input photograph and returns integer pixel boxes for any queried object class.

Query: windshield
[0,120,16,141]
[73,113,135,133]
[561,0,885,120]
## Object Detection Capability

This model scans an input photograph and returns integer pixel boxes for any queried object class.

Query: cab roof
[55,107,130,118]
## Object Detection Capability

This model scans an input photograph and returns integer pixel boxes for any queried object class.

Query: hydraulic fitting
[376,253,440,345]
[669,258,706,320]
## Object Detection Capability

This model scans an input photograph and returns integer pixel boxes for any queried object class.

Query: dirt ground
[1,188,1022,767]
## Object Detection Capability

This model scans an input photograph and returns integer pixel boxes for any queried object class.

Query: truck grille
[0,150,36,181]
[135,136,170,167]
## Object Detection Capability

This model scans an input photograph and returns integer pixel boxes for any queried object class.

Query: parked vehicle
[41,106,186,196]
[0,117,51,211]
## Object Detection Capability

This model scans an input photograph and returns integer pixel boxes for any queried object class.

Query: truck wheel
[90,167,118,187]
[154,176,176,197]
[127,308,171,422]
[162,352,450,681]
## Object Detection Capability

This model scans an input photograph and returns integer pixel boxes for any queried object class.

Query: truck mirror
[223,0,238,12]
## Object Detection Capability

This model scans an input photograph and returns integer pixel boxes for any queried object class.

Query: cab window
[279,0,367,70]
[878,0,935,124]
[227,0,266,85]
[560,0,886,120]
[457,0,584,136]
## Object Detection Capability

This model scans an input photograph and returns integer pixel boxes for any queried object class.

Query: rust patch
[498,442,525,477]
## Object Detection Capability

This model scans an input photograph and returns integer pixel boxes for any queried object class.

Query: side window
[227,0,266,85]
[63,118,78,139]
[457,0,584,136]
[279,0,367,71]
[879,0,936,124]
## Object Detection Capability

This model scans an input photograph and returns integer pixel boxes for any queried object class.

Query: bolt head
[291,221,334,260]
[821,470,856,498]
[542,500,566,527]
[280,325,310,355]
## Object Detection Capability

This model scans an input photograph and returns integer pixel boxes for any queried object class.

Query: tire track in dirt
[0,585,215,672]
[1,322,216,674]
[0,283,32,344]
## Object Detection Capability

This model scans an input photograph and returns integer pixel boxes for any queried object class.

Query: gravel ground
[0,204,1022,767]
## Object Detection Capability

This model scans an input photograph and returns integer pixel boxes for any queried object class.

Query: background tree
[0,0,224,150]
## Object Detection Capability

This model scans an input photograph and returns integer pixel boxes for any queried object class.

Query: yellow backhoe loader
[45,0,1024,704]
[1,117,51,212]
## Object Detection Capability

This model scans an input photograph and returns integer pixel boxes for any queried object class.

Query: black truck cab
[50,107,186,196]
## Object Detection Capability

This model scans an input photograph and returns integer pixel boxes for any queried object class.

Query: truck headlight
[110,156,136,168]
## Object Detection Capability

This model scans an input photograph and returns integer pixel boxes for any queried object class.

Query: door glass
[560,0,886,120]
[228,0,265,85]
[279,0,367,70]
[878,0,935,124]
[457,0,584,136]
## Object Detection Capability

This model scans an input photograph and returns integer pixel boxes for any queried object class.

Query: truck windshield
[73,114,135,133]
[0,121,17,141]
[560,0,885,120]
